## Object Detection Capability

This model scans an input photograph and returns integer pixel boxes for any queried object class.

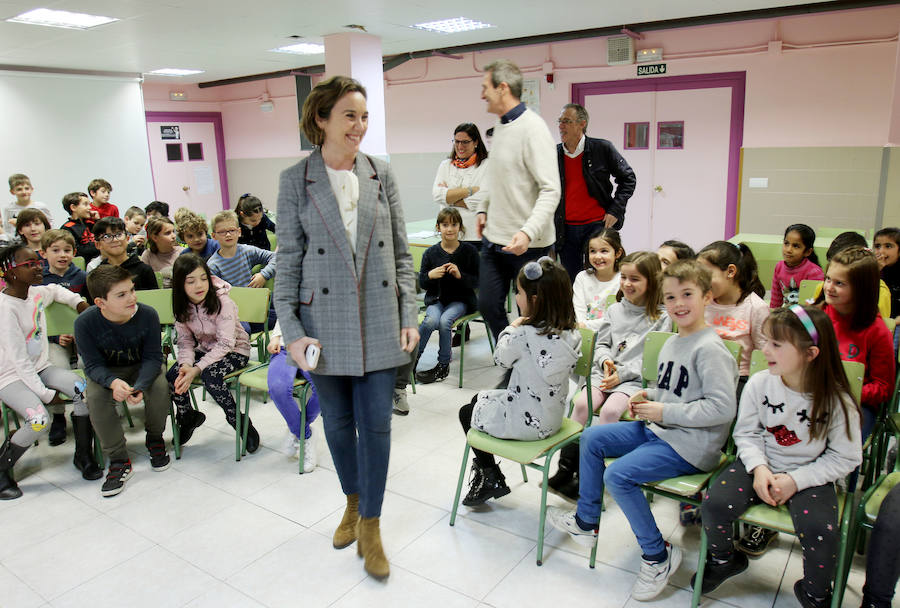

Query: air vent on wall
[607,35,634,66]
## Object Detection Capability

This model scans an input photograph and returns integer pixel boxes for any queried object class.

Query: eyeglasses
[7,258,42,270]
[453,139,473,145]
[214,228,240,236]
[97,232,127,242]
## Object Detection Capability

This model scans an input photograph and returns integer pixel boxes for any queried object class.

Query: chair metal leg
[691,528,709,608]
[449,445,471,526]
[458,321,467,388]
[238,385,250,458]
[298,385,309,475]
[536,461,552,566]
[234,387,243,461]
[520,464,528,483]
[830,492,856,608]
[121,402,134,428]
[169,404,181,460]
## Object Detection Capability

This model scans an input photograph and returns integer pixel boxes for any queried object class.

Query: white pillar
[324,32,386,156]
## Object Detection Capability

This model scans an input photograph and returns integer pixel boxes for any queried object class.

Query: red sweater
[563,154,604,224]
[92,202,119,219]
[824,304,895,410]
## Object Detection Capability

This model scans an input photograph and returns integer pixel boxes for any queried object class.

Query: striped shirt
[207,244,275,288]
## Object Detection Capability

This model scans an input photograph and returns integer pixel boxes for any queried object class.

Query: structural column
[324,32,386,156]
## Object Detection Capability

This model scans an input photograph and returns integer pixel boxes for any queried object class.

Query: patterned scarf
[451,153,477,169]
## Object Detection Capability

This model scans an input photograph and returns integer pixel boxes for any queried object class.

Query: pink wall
[142,5,900,157]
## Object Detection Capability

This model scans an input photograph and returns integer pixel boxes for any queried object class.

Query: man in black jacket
[555,103,636,281]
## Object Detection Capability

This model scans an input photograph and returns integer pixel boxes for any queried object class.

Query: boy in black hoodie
[60,192,99,263]
[92,217,158,291]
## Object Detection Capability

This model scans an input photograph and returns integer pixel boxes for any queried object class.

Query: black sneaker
[793,580,829,608]
[462,463,510,506]
[101,460,133,497]
[145,436,171,471]
[738,525,778,557]
[690,551,748,594]
[176,408,206,446]
[416,362,450,384]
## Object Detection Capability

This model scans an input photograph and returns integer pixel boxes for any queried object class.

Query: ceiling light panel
[6,8,119,30]
[269,43,325,55]
[146,68,205,76]
[411,17,494,34]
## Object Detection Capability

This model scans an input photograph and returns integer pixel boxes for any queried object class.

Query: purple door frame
[145,111,231,210]
[573,72,745,238]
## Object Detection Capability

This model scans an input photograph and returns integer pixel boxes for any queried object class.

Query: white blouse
[432,158,490,242]
[326,166,360,252]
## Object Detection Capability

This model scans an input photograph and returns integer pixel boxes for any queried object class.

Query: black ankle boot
[0,437,29,500]
[416,362,450,384]
[176,408,206,446]
[48,413,67,446]
[71,414,102,481]
[245,421,260,454]
[463,463,511,506]
[549,442,579,499]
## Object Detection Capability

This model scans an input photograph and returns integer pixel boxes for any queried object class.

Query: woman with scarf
[432,123,490,251]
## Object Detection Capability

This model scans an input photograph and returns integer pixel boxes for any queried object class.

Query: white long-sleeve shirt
[573,270,620,330]
[432,158,490,242]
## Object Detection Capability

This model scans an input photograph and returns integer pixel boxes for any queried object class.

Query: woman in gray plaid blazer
[274,76,418,581]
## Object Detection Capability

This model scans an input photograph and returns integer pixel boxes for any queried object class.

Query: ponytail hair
[784,224,820,267]
[764,306,859,440]
[583,227,625,273]
[697,241,765,301]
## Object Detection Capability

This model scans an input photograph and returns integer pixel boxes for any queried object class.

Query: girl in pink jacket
[166,254,259,453]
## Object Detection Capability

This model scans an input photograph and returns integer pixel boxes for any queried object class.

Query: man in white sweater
[476,59,560,341]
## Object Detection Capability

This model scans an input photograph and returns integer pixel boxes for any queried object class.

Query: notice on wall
[521,79,540,114]
[194,166,215,195]
[160,125,181,140]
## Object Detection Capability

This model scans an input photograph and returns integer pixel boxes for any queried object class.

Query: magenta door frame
[573,72,745,238]
[145,111,231,209]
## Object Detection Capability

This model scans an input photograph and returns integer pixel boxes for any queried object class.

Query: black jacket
[239,215,276,251]
[100,255,159,291]
[554,136,636,246]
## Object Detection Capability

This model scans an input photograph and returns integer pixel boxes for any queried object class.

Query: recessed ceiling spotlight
[270,43,325,55]
[146,68,205,77]
[6,8,118,30]
[411,17,494,34]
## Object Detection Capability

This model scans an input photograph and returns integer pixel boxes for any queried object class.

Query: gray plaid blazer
[273,149,417,376]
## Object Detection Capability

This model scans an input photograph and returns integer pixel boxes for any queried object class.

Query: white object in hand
[305,344,320,369]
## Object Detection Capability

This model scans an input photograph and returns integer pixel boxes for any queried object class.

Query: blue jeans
[577,421,699,557]
[309,367,397,518]
[478,239,550,342]
[418,301,468,364]
[267,350,320,440]
[559,221,604,283]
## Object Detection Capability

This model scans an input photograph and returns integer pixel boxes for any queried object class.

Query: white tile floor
[2,327,872,607]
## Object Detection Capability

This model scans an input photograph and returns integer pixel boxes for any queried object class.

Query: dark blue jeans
[309,367,397,518]
[418,301,468,365]
[478,239,550,341]
[559,221,604,283]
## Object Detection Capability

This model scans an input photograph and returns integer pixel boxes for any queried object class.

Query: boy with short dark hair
[208,210,275,288]
[87,217,157,290]
[87,178,119,219]
[124,206,148,254]
[145,200,169,220]
[3,174,54,241]
[74,265,171,497]
[60,192,99,263]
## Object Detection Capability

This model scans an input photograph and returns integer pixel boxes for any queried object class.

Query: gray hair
[483,59,523,100]
[563,103,589,130]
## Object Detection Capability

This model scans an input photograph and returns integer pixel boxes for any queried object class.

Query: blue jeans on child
[309,367,396,518]
[418,301,468,365]
[267,349,320,440]
[577,421,699,558]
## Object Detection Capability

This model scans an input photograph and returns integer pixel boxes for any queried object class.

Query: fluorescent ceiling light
[411,17,494,34]
[270,43,325,55]
[6,8,118,30]
[146,68,205,77]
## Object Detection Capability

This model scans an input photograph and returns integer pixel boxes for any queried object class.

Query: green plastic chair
[798,279,822,305]
[266,230,277,250]
[449,327,596,566]
[454,312,495,387]
[237,362,312,474]
[72,256,85,270]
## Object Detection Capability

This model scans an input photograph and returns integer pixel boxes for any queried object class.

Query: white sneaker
[392,388,409,416]
[546,506,597,547]
[631,542,682,601]
[301,426,318,473]
[279,431,300,458]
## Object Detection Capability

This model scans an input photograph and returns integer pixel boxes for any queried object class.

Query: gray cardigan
[273,150,418,376]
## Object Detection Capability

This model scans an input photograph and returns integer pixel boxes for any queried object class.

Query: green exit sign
[637,63,667,76]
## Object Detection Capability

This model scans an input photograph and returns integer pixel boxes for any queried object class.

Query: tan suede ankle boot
[333,493,359,549]
[357,516,389,579]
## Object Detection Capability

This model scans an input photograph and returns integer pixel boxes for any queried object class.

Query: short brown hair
[8,173,30,190]
[41,229,75,250]
[211,210,239,233]
[435,207,465,236]
[300,76,367,146]
[15,208,50,234]
[174,208,209,240]
[87,178,112,195]
[124,206,146,220]
[662,259,712,294]
[87,264,132,300]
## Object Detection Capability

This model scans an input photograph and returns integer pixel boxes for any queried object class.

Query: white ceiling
[0,0,841,83]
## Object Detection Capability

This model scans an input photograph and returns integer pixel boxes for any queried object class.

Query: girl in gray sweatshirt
[697,305,861,606]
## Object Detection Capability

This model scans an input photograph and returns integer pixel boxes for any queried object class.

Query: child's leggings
[166,351,248,427]
[572,387,630,425]
[701,462,839,598]
[0,368,87,447]
[267,349,320,439]
[863,481,900,606]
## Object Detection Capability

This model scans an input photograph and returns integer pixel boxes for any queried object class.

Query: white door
[145,120,226,218]
[584,86,732,253]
